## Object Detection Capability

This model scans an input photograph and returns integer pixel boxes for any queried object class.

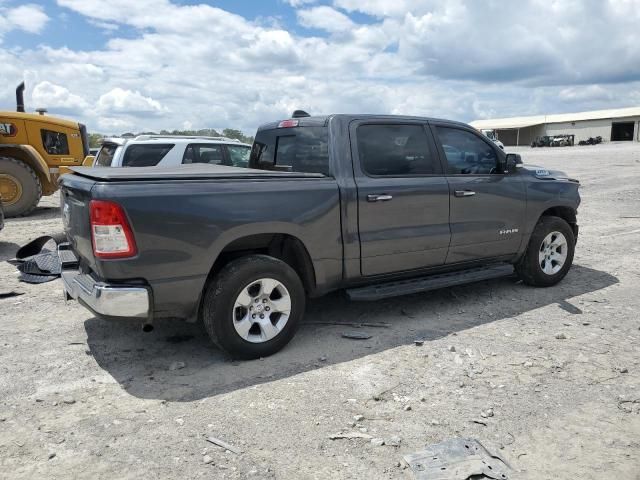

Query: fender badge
[535,169,550,176]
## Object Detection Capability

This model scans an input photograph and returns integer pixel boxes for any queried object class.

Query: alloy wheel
[232,278,292,343]
[538,231,568,275]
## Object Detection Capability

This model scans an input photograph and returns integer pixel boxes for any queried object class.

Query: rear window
[250,126,329,175]
[94,144,118,167]
[122,144,174,167]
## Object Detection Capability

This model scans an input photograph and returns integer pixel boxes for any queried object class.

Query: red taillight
[90,200,137,259]
[277,119,299,128]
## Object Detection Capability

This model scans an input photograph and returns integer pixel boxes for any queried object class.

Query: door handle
[454,190,476,197]
[367,194,393,202]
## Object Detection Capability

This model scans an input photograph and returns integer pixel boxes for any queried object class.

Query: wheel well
[541,206,578,236]
[208,234,316,294]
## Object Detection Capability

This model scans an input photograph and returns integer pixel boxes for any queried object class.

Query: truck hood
[520,164,579,183]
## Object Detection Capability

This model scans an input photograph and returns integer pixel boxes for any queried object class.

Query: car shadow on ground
[5,205,59,223]
[0,240,20,261]
[84,264,617,402]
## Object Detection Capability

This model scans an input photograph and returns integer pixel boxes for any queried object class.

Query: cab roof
[257,114,469,131]
[0,110,80,129]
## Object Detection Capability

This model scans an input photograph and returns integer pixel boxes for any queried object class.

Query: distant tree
[88,133,104,148]
[222,128,253,144]
[104,128,254,144]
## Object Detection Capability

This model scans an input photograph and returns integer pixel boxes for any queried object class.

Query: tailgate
[59,173,96,266]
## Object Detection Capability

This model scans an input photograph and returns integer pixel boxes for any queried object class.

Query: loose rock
[555,333,567,340]
[169,361,186,371]
[448,345,456,352]
[203,455,213,464]
[62,396,75,405]
[371,438,385,447]
[386,436,402,447]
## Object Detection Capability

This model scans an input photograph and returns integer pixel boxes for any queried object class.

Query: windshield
[94,144,118,167]
[250,126,330,176]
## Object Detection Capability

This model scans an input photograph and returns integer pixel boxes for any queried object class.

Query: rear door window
[94,144,118,167]
[182,144,224,165]
[41,129,69,155]
[356,124,439,176]
[122,144,174,167]
[250,126,329,175]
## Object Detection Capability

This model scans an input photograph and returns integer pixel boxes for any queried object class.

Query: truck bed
[69,164,326,181]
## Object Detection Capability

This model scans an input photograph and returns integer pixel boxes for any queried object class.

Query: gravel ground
[1,143,639,479]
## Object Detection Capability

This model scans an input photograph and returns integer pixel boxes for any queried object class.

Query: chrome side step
[346,264,514,301]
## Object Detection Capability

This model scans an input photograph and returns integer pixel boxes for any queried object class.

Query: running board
[346,264,514,301]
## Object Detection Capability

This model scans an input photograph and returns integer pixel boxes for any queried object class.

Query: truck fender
[0,144,52,186]
[207,223,320,287]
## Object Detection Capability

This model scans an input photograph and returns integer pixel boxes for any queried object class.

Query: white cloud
[284,0,317,7]
[298,6,355,33]
[558,85,615,103]
[87,19,119,32]
[31,81,89,110]
[97,88,168,115]
[0,4,49,35]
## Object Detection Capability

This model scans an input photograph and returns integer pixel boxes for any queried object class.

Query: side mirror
[504,153,522,173]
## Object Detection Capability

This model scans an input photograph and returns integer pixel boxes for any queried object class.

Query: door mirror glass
[505,153,522,173]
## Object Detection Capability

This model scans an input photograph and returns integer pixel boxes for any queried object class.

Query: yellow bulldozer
[0,82,91,217]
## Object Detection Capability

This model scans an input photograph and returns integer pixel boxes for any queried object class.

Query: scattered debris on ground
[404,438,511,480]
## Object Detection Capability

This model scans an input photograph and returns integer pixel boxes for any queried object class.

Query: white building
[470,106,640,146]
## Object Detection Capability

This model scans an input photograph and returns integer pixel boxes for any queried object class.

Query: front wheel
[201,255,306,359]
[0,157,43,217]
[515,216,575,287]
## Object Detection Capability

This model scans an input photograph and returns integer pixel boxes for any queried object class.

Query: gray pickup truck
[60,114,580,358]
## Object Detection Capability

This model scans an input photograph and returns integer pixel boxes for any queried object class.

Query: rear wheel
[201,255,306,359]
[515,216,575,287]
[0,157,42,217]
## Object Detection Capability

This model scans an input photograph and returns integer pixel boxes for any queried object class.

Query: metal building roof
[470,106,640,130]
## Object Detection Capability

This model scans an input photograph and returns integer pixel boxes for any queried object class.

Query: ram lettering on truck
[60,113,580,359]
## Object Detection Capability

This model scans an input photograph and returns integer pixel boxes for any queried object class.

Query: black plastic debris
[9,233,76,284]
[34,252,62,275]
[404,438,511,480]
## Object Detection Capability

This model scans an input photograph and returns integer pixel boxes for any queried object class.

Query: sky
[1,0,639,135]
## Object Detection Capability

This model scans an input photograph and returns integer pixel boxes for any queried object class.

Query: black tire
[515,216,575,287]
[201,255,306,359]
[0,157,42,217]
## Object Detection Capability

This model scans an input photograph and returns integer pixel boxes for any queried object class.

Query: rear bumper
[62,270,150,319]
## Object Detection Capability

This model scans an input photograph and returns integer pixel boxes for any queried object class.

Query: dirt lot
[1,143,639,479]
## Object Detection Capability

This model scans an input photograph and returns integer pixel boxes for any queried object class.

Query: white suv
[93,135,252,168]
